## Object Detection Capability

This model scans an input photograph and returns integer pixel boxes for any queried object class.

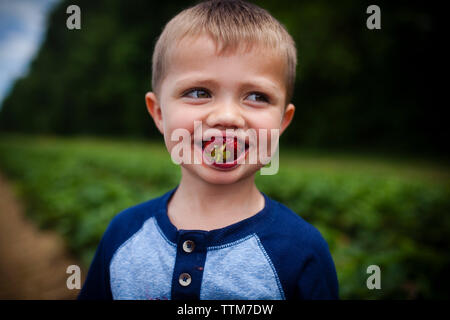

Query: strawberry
[202,136,245,164]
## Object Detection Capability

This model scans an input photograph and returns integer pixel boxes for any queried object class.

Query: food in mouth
[202,136,248,169]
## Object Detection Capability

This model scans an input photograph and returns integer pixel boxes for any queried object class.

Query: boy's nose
[205,99,245,130]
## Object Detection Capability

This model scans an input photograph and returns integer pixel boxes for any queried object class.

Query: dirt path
[0,172,83,299]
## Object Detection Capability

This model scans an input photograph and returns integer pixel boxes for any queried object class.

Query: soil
[0,172,83,299]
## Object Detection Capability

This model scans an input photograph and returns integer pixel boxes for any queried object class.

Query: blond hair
[151,0,297,104]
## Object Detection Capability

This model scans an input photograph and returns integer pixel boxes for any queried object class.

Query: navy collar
[154,186,274,247]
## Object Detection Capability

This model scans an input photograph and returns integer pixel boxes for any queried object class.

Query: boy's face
[146,35,295,185]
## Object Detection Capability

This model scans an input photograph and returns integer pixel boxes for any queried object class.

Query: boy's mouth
[201,136,249,170]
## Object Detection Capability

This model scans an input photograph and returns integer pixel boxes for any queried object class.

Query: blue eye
[247,92,269,103]
[184,88,211,99]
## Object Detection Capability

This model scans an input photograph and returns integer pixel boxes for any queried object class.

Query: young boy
[79,0,338,300]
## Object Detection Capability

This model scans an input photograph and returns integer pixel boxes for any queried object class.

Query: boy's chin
[181,163,261,185]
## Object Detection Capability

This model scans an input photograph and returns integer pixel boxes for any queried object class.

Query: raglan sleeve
[296,234,339,300]
[77,229,114,300]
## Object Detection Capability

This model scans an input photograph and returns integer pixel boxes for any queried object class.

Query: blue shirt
[78,188,339,300]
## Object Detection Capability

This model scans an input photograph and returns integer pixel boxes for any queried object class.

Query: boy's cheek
[163,135,174,153]
[164,111,197,133]
[163,126,195,162]
[249,127,280,164]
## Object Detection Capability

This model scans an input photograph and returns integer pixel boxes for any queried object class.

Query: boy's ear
[145,92,164,134]
[280,103,295,135]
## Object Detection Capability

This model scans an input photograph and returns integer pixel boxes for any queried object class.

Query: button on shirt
[78,188,339,300]
[182,240,195,253]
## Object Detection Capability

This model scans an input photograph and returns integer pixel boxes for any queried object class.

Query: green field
[0,134,449,299]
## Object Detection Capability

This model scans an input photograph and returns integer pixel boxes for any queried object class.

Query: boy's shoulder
[265,197,330,252]
[261,197,339,299]
[100,191,170,250]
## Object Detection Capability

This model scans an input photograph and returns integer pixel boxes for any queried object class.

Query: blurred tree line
[0,0,446,156]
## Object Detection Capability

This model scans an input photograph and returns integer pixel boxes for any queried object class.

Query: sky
[0,0,60,109]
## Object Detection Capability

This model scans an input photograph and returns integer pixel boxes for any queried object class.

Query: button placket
[171,231,207,299]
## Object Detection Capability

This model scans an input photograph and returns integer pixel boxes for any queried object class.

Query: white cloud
[0,0,59,107]
[0,31,38,62]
